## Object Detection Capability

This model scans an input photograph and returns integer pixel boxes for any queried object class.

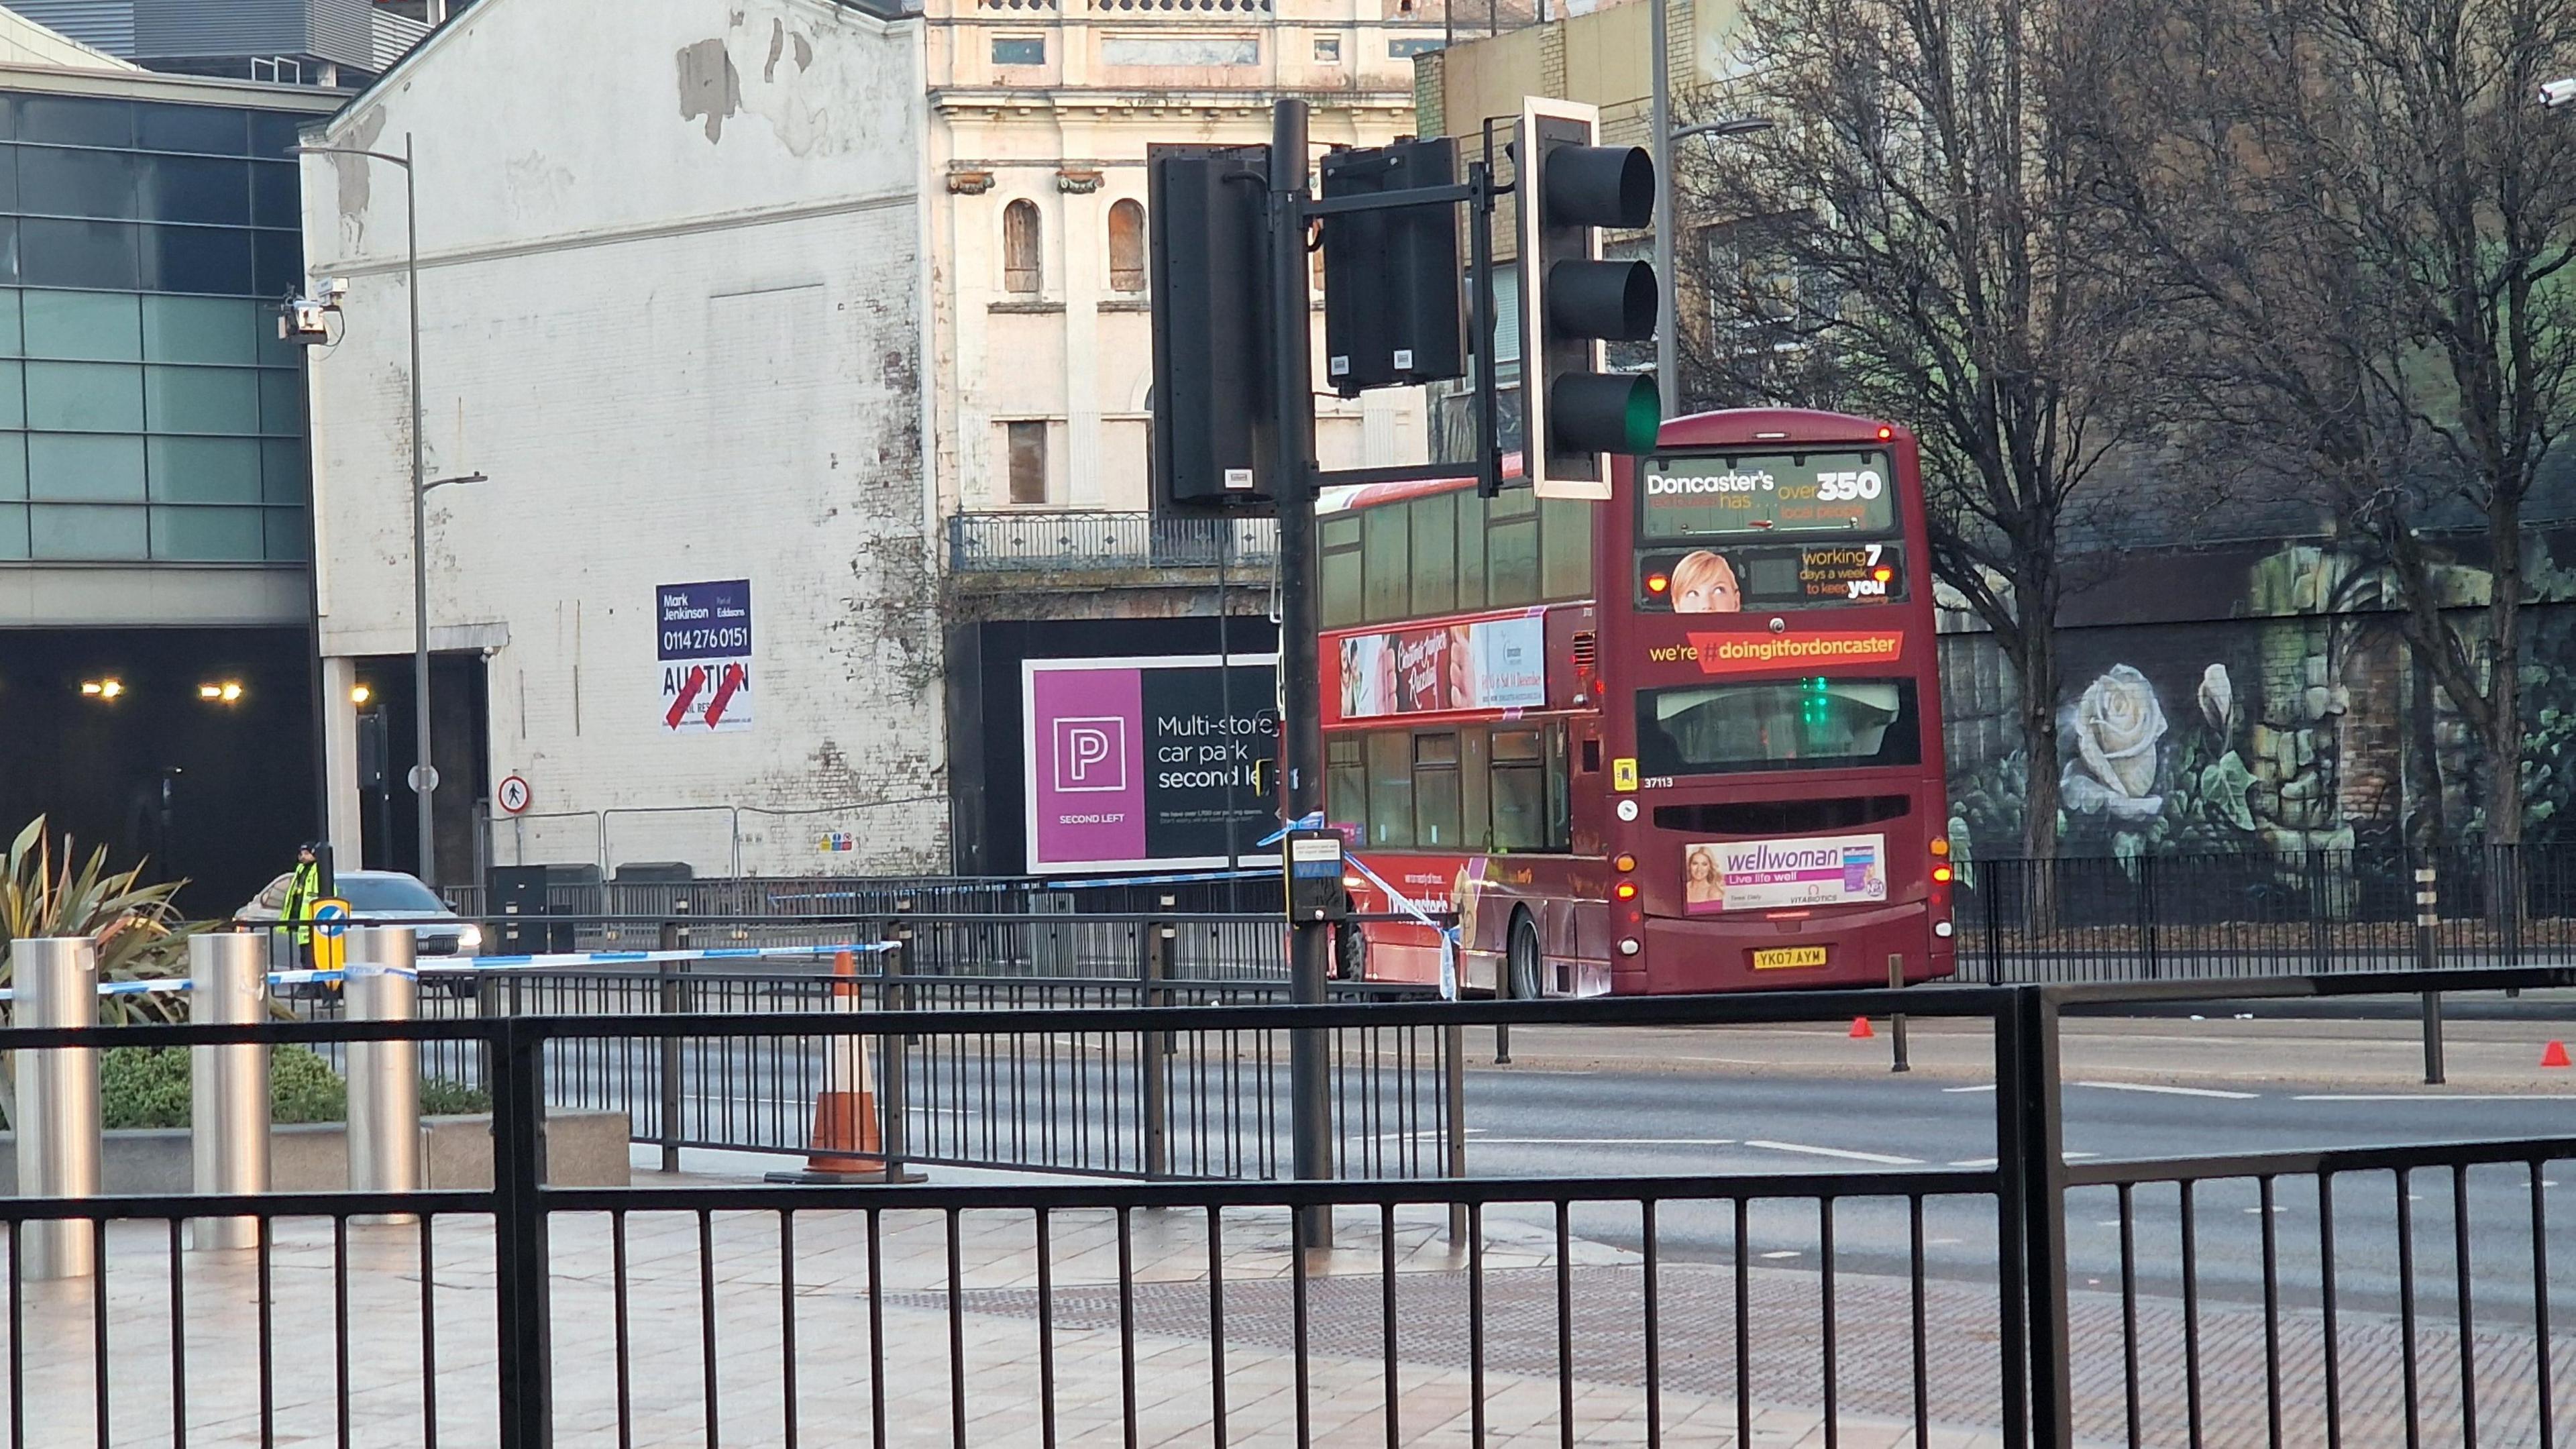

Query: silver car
[239,869,484,991]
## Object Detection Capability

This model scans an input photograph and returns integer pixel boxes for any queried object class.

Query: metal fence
[946,509,1281,572]
[438,842,2576,989]
[1954,844,2576,981]
[7,967,2574,1446]
[305,932,1456,1183]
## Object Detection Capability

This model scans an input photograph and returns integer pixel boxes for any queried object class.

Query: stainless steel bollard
[13,938,101,1280]
[345,926,421,1212]
[190,932,270,1249]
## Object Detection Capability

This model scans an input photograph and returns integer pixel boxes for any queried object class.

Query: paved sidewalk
[12,1193,2006,1448]
[1472,1012,2576,1091]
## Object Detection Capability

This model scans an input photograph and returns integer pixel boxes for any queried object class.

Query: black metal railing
[300,922,1454,1181]
[435,842,2576,988]
[946,510,1280,573]
[5,968,2575,1445]
[1953,844,2576,981]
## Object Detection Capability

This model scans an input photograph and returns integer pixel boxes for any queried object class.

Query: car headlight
[458,924,484,949]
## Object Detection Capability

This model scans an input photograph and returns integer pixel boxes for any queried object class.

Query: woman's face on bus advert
[1672,551,1742,614]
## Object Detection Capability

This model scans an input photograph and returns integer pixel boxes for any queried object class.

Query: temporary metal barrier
[10,937,99,1280]
[345,926,421,1205]
[187,932,269,1250]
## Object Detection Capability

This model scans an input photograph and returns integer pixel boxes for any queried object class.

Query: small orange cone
[767,950,922,1183]
[1849,1016,1875,1040]
[2544,1040,2571,1069]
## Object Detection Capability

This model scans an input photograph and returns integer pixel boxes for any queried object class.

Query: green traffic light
[1620,374,1662,453]
[1550,372,1664,457]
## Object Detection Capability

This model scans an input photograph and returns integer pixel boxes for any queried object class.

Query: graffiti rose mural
[1940,536,2576,866]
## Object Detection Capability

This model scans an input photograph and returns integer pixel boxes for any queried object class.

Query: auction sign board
[658,579,753,733]
[1023,654,1280,873]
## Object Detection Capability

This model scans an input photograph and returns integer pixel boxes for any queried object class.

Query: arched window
[1004,199,1042,294]
[1108,199,1146,293]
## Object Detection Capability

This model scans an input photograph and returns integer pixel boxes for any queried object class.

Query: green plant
[95,1046,484,1130]
[0,816,201,1022]
[422,1078,492,1115]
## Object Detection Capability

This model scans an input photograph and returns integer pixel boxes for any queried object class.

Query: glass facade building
[0,91,310,563]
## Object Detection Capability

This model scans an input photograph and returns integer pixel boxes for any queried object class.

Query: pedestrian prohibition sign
[311,897,350,974]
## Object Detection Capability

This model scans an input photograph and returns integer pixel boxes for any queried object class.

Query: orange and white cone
[767,950,920,1184]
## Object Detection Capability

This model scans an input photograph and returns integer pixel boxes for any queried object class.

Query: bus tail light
[1614,881,1638,901]
[1613,854,1637,873]
[1617,938,1640,956]
[1931,864,1953,885]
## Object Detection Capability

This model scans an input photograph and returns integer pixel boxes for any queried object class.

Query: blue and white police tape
[1338,851,1464,1001]
[1254,812,1328,849]
[463,941,897,971]
[0,963,415,1000]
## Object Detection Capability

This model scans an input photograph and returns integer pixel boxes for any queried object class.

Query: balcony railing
[948,511,1279,574]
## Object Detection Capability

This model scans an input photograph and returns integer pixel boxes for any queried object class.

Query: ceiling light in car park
[80,679,123,700]
[351,684,373,705]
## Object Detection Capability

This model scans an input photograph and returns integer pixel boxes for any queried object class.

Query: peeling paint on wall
[331,106,390,252]
[676,37,741,142]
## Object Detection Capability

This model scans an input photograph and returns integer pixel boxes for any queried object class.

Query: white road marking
[2294,1093,2576,1102]
[1942,1085,1996,1093]
[1952,1152,2097,1169]
[2244,1205,2289,1214]
[1927,1237,1964,1246]
[1759,1250,1803,1260]
[2072,1081,2259,1099]
[1744,1139,1925,1166]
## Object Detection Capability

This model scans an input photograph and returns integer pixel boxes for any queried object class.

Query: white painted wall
[302,0,945,879]
[922,0,1438,516]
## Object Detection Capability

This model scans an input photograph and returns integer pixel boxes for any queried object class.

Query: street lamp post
[293,133,479,885]
[1648,0,1770,418]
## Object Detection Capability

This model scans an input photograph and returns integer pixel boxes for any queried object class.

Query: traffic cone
[1849,1016,1874,1040]
[2544,1040,2571,1069]
[767,950,922,1184]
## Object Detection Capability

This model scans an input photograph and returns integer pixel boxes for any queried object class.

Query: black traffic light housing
[1149,144,1277,514]
[1320,138,1466,397]
[1519,97,1660,499]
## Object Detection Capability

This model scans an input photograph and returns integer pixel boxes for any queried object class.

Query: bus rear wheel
[1334,921,1367,981]
[1507,912,1543,1000]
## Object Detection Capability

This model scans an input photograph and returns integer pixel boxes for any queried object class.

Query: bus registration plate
[1752,946,1829,971]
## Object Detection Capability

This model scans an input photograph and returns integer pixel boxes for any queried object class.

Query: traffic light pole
[1268,98,1336,1250]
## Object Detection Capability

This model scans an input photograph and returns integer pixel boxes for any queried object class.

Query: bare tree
[2086,0,2576,850]
[1675,0,2166,864]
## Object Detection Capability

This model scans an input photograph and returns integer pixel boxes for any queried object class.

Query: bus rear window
[1637,679,1921,776]
[1639,450,1896,540]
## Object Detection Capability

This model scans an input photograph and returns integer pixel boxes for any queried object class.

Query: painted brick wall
[302,0,945,877]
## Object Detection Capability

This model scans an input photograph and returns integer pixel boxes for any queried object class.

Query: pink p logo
[1053,716,1126,792]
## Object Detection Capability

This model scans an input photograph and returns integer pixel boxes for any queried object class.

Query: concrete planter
[0,1110,631,1195]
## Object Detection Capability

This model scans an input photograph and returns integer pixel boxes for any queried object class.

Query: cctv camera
[2541,77,2576,108]
[322,276,351,302]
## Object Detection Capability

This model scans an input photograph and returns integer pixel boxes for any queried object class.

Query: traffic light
[1518,97,1658,500]
[1149,144,1275,513]
[1320,138,1465,396]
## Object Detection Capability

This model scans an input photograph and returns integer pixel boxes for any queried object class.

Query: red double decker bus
[1322,407,1953,996]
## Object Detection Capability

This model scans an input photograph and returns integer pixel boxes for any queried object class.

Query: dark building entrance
[345,651,488,886]
[0,627,316,916]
